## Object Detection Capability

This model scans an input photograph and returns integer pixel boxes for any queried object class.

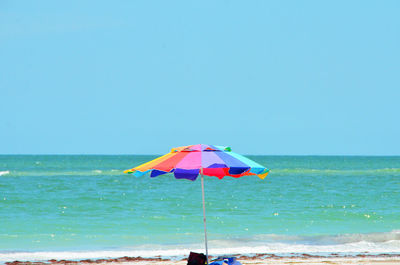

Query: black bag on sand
[187,251,207,265]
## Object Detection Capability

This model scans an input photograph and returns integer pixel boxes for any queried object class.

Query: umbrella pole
[200,170,209,264]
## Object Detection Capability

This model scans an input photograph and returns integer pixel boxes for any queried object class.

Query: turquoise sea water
[1,155,400,261]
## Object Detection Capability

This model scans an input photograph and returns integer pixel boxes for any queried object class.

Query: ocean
[0,155,399,262]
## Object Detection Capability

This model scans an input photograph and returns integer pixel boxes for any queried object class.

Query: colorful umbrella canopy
[124,144,269,180]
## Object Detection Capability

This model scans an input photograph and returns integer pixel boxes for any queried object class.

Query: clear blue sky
[1,1,399,155]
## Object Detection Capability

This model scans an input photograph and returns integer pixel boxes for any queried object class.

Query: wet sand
[5,253,400,265]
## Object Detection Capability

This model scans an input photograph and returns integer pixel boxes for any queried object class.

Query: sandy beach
[5,254,400,265]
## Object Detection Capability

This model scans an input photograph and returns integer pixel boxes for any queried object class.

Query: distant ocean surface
[1,155,400,262]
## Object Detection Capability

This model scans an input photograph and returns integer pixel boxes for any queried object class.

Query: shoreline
[4,253,400,265]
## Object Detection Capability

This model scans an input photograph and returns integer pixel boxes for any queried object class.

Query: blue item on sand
[209,257,241,265]
[209,261,224,265]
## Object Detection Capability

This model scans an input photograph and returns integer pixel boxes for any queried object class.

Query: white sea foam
[251,230,400,244]
[1,232,400,262]
[4,169,123,177]
[0,171,10,176]
[1,238,400,263]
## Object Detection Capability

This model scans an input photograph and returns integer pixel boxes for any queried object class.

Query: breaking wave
[272,168,400,175]
[0,171,10,176]
[1,231,400,263]
[1,169,123,177]
[250,230,400,245]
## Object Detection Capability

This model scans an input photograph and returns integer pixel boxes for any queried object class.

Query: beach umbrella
[124,144,269,264]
